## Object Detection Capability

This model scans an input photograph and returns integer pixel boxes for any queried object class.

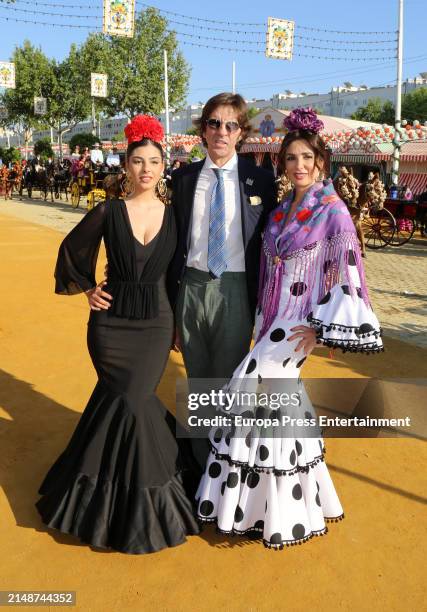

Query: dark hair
[126,138,164,161]
[277,129,329,177]
[193,92,251,149]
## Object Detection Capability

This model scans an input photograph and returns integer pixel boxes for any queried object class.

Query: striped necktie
[207,168,227,277]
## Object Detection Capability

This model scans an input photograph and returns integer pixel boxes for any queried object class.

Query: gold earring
[121,173,134,197]
[156,177,168,201]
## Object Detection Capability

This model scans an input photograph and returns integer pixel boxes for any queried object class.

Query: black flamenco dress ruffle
[36,381,201,554]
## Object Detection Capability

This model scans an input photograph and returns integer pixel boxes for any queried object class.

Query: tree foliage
[0,147,21,165]
[351,98,395,124]
[402,87,427,123]
[351,89,427,124]
[33,138,54,159]
[80,8,190,118]
[69,132,101,151]
[0,41,55,145]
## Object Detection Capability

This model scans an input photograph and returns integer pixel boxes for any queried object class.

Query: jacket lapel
[182,161,203,250]
[238,157,249,248]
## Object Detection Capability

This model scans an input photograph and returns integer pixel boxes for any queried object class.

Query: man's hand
[287,325,317,355]
[86,281,112,311]
[171,327,182,353]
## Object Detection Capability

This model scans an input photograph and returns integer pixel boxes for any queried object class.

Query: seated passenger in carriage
[90,142,104,169]
[106,146,121,170]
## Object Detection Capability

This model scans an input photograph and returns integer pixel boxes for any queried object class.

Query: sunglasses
[206,118,240,133]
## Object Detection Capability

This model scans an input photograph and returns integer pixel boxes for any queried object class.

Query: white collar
[204,152,238,172]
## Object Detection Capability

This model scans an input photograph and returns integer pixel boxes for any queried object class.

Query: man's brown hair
[193,92,251,149]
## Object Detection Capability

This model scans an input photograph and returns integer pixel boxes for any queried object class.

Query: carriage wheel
[388,218,415,246]
[71,182,80,208]
[87,191,95,211]
[87,189,106,211]
[362,207,395,250]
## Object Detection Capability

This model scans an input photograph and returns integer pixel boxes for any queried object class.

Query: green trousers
[175,267,253,469]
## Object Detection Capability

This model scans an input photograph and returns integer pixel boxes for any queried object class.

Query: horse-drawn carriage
[70,162,123,210]
[335,167,422,253]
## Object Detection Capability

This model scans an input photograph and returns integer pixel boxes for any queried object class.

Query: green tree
[33,138,54,160]
[111,131,126,142]
[185,126,198,136]
[402,87,427,123]
[79,8,190,118]
[44,45,92,158]
[351,97,394,124]
[188,145,205,162]
[0,147,21,165]
[69,132,100,152]
[0,41,56,153]
[247,107,260,119]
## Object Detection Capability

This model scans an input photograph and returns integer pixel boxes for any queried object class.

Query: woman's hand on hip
[86,281,112,311]
[287,325,317,355]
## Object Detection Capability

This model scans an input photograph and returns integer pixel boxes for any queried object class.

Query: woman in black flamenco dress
[36,116,201,554]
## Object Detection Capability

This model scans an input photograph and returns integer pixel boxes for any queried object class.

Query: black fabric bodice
[54,200,177,320]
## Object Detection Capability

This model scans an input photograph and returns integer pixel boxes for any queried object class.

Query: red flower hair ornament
[124,115,164,144]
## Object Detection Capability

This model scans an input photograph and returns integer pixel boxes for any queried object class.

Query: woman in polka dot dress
[195,109,383,550]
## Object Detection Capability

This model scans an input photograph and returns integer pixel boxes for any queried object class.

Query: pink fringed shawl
[257,180,370,340]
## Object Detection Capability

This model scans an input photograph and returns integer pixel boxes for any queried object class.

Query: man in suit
[167,92,277,469]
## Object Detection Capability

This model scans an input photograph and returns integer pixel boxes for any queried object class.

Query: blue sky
[1,0,426,105]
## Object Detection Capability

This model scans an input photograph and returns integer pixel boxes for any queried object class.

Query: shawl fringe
[257,231,369,341]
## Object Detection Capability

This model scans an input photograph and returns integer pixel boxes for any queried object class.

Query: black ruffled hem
[197,514,345,550]
[315,337,384,354]
[307,314,384,354]
[208,440,326,476]
[36,470,201,555]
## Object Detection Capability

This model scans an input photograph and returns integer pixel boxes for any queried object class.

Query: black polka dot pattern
[213,429,223,443]
[258,374,263,383]
[270,533,282,545]
[259,445,269,461]
[282,358,290,368]
[227,472,239,488]
[348,249,356,265]
[245,432,252,448]
[221,481,226,495]
[296,440,303,456]
[315,492,321,507]
[290,282,307,296]
[234,506,244,523]
[247,472,260,489]
[270,328,286,342]
[254,519,264,530]
[359,323,374,335]
[341,285,351,295]
[292,524,305,540]
[318,291,331,305]
[209,462,222,478]
[289,450,296,466]
[304,411,312,420]
[246,359,257,374]
[296,357,306,369]
[199,500,214,516]
[292,484,302,500]
[356,287,363,298]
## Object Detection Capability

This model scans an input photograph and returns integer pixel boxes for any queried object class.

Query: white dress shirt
[187,153,245,272]
[106,153,121,168]
[90,149,104,165]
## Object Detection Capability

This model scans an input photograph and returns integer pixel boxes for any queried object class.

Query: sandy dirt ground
[0,205,426,611]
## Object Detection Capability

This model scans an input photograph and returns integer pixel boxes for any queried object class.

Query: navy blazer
[166,155,277,322]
